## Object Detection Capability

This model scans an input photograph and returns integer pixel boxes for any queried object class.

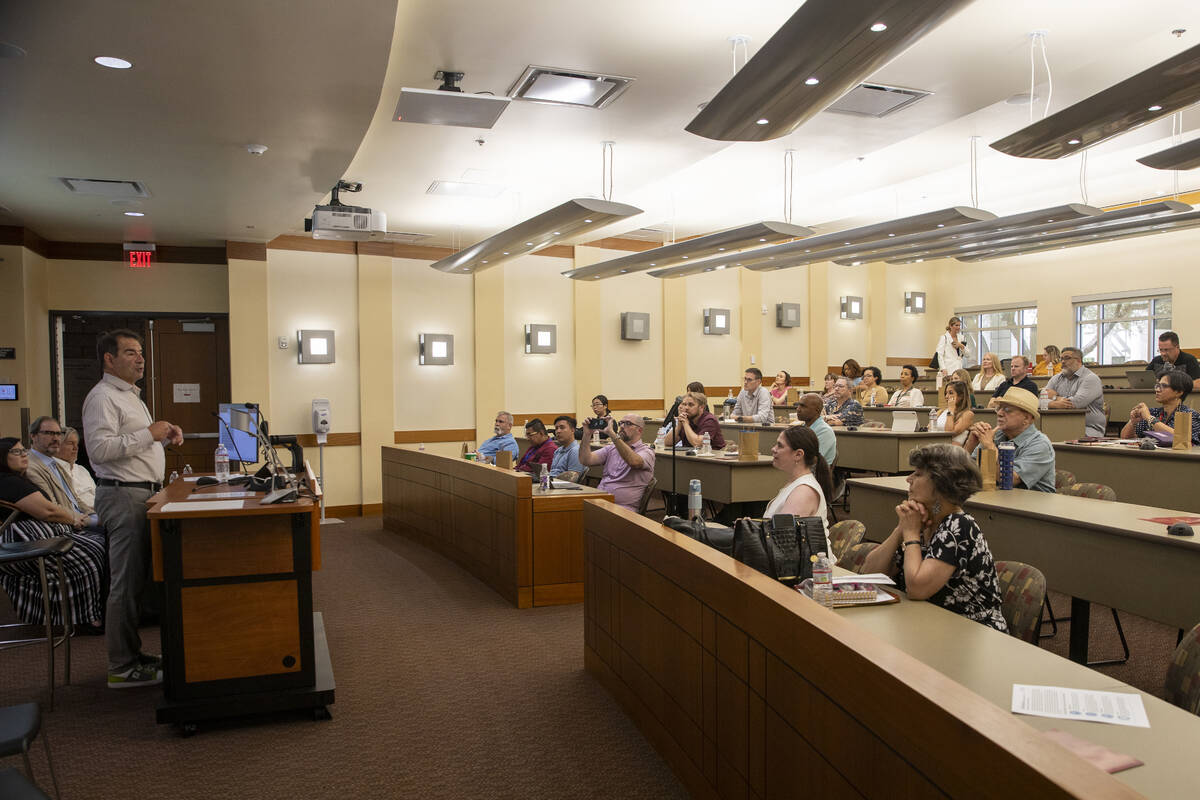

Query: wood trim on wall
[226,241,267,261]
[580,237,662,252]
[293,432,361,448]
[394,428,476,444]
[41,241,227,264]
[266,234,356,255]
[535,245,574,259]
[389,243,455,260]
[0,226,49,257]
[607,399,665,411]
[511,412,573,426]
[885,357,932,367]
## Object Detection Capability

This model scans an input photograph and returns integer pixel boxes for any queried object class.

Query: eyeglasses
[1155,383,1171,390]
[617,421,639,428]
[7,448,29,456]
[36,430,63,437]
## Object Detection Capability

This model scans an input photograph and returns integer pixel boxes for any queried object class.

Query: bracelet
[902,540,922,549]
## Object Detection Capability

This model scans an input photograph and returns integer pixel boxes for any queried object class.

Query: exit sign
[128,250,153,268]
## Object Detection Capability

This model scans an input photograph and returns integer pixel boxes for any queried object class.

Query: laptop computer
[891,410,918,432]
[1126,369,1157,389]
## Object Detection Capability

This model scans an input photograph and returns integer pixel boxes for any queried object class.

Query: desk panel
[1054,442,1200,512]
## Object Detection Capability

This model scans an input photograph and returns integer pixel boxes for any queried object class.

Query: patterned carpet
[0,517,687,799]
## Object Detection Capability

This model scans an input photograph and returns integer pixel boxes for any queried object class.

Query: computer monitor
[218,403,259,463]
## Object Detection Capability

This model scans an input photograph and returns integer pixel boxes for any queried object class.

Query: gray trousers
[94,484,155,673]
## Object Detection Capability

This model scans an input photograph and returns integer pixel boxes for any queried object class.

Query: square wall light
[905,291,927,314]
[525,323,557,354]
[419,333,454,365]
[776,303,802,328]
[703,308,730,335]
[839,296,863,320]
[298,329,336,363]
[620,312,650,340]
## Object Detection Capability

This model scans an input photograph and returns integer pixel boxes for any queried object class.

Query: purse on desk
[733,514,826,587]
[662,516,734,557]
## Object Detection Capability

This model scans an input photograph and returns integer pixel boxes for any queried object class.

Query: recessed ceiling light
[123,211,144,217]
[1067,138,1081,145]
[524,241,533,246]
[552,231,560,235]
[936,224,945,228]
[502,251,510,255]
[805,77,819,86]
[94,56,132,69]
[682,255,689,259]
[584,219,592,223]
[756,118,769,125]
[1148,104,1163,111]
[870,22,887,32]
[758,237,766,241]
[718,247,725,251]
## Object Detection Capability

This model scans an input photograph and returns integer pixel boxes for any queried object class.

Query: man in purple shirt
[515,418,557,473]
[577,413,655,512]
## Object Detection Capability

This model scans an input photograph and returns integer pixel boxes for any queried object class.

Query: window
[955,305,1038,365]
[1074,293,1171,364]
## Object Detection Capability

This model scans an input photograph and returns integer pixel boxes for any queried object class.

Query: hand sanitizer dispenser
[312,398,331,445]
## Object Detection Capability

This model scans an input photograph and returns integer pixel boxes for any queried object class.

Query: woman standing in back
[935,316,967,389]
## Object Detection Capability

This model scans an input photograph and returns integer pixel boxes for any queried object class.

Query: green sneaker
[137,652,162,668]
[108,662,162,689]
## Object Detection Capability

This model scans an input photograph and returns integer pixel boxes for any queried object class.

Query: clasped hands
[149,420,184,446]
[894,499,930,540]
[970,421,996,450]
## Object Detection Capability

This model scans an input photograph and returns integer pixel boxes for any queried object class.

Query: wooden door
[150,318,231,474]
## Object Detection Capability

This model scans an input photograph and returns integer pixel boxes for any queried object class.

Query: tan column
[473,266,506,440]
[808,262,830,379]
[356,245,395,506]
[866,262,888,370]
[661,278,687,413]
[573,278,602,415]
[739,269,763,371]
[225,243,272,413]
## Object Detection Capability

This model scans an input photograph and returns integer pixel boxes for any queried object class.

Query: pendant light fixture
[648,206,994,278]
[1137,137,1200,170]
[685,0,973,142]
[990,43,1200,159]
[431,142,642,273]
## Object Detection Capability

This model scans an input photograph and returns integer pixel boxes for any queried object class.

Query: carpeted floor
[0,517,687,799]
[0,511,1186,799]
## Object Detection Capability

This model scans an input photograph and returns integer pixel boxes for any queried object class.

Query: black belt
[97,478,162,492]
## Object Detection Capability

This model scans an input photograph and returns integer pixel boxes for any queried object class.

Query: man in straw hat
[963,387,1056,492]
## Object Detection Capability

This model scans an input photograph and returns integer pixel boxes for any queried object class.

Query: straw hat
[992,386,1039,419]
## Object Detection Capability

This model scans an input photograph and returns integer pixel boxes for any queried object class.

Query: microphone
[210,410,250,474]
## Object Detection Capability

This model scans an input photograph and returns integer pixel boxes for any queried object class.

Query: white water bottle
[1039,388,1050,410]
[539,462,551,492]
[700,431,711,455]
[688,479,703,521]
[811,552,834,608]
[653,430,665,451]
[214,443,230,483]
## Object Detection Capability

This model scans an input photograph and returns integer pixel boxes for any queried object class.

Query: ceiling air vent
[60,177,150,198]
[508,66,634,109]
[826,83,931,118]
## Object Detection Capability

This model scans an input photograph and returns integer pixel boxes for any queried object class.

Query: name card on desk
[161,500,247,513]
[495,450,513,469]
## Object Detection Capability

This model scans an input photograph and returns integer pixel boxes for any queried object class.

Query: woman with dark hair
[934,380,975,446]
[820,373,839,404]
[862,443,1007,631]
[768,370,791,404]
[0,437,106,630]
[764,426,834,554]
[589,394,613,440]
[889,364,925,407]
[841,359,863,387]
[856,366,888,406]
[1122,369,1200,444]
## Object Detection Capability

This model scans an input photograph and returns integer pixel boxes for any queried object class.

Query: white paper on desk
[182,477,201,482]
[1011,685,1150,728]
[160,501,246,513]
[834,573,896,586]
[183,491,255,500]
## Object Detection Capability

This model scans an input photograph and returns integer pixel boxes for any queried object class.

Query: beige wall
[684,269,742,387]
[503,254,576,416]
[46,259,228,314]
[760,266,810,384]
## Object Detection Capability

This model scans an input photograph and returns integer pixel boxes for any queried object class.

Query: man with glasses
[964,387,1056,492]
[475,411,519,464]
[1044,347,1106,437]
[577,413,655,512]
[25,415,97,526]
[734,367,774,424]
[1146,331,1200,379]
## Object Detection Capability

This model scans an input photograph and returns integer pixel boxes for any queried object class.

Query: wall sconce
[904,291,926,314]
[524,323,557,354]
[776,302,802,328]
[297,329,336,363]
[839,296,863,320]
[703,308,730,335]
[419,333,454,365]
[620,312,650,341]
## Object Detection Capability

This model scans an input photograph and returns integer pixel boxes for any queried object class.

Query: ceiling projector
[306,180,387,241]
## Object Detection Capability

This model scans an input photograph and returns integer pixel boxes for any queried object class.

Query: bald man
[797,393,836,467]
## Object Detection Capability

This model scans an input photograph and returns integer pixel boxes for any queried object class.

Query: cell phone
[587,418,608,430]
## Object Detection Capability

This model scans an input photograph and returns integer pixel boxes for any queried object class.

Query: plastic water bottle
[688,479,703,522]
[653,429,666,451]
[214,443,230,483]
[1039,388,1050,411]
[997,441,1016,490]
[168,470,179,485]
[182,464,193,475]
[538,462,551,493]
[928,408,939,431]
[700,431,712,455]
[811,552,834,608]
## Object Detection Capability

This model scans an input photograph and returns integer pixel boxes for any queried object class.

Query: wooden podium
[147,464,334,732]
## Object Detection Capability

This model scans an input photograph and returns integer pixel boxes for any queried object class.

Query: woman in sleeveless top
[934,380,974,447]
[764,426,833,555]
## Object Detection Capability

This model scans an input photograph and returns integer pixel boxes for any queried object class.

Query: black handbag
[929,351,940,370]
[733,515,827,586]
[662,516,734,557]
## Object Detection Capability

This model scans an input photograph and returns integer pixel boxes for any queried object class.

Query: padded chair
[636,477,659,516]
[994,560,1047,645]
[827,520,866,562]
[1053,469,1077,491]
[837,542,876,574]
[1051,483,1128,665]
[0,768,50,800]
[0,703,59,799]
[573,466,590,485]
[1165,622,1200,716]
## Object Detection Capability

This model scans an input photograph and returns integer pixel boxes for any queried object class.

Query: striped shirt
[81,372,165,483]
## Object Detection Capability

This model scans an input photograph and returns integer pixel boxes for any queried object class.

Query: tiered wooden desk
[860,406,1087,441]
[148,465,333,730]
[381,447,611,608]
[1053,441,1200,512]
[846,476,1200,663]
[584,499,1197,799]
[650,448,787,504]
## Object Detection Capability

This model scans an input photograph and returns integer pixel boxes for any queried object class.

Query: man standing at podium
[83,329,184,689]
